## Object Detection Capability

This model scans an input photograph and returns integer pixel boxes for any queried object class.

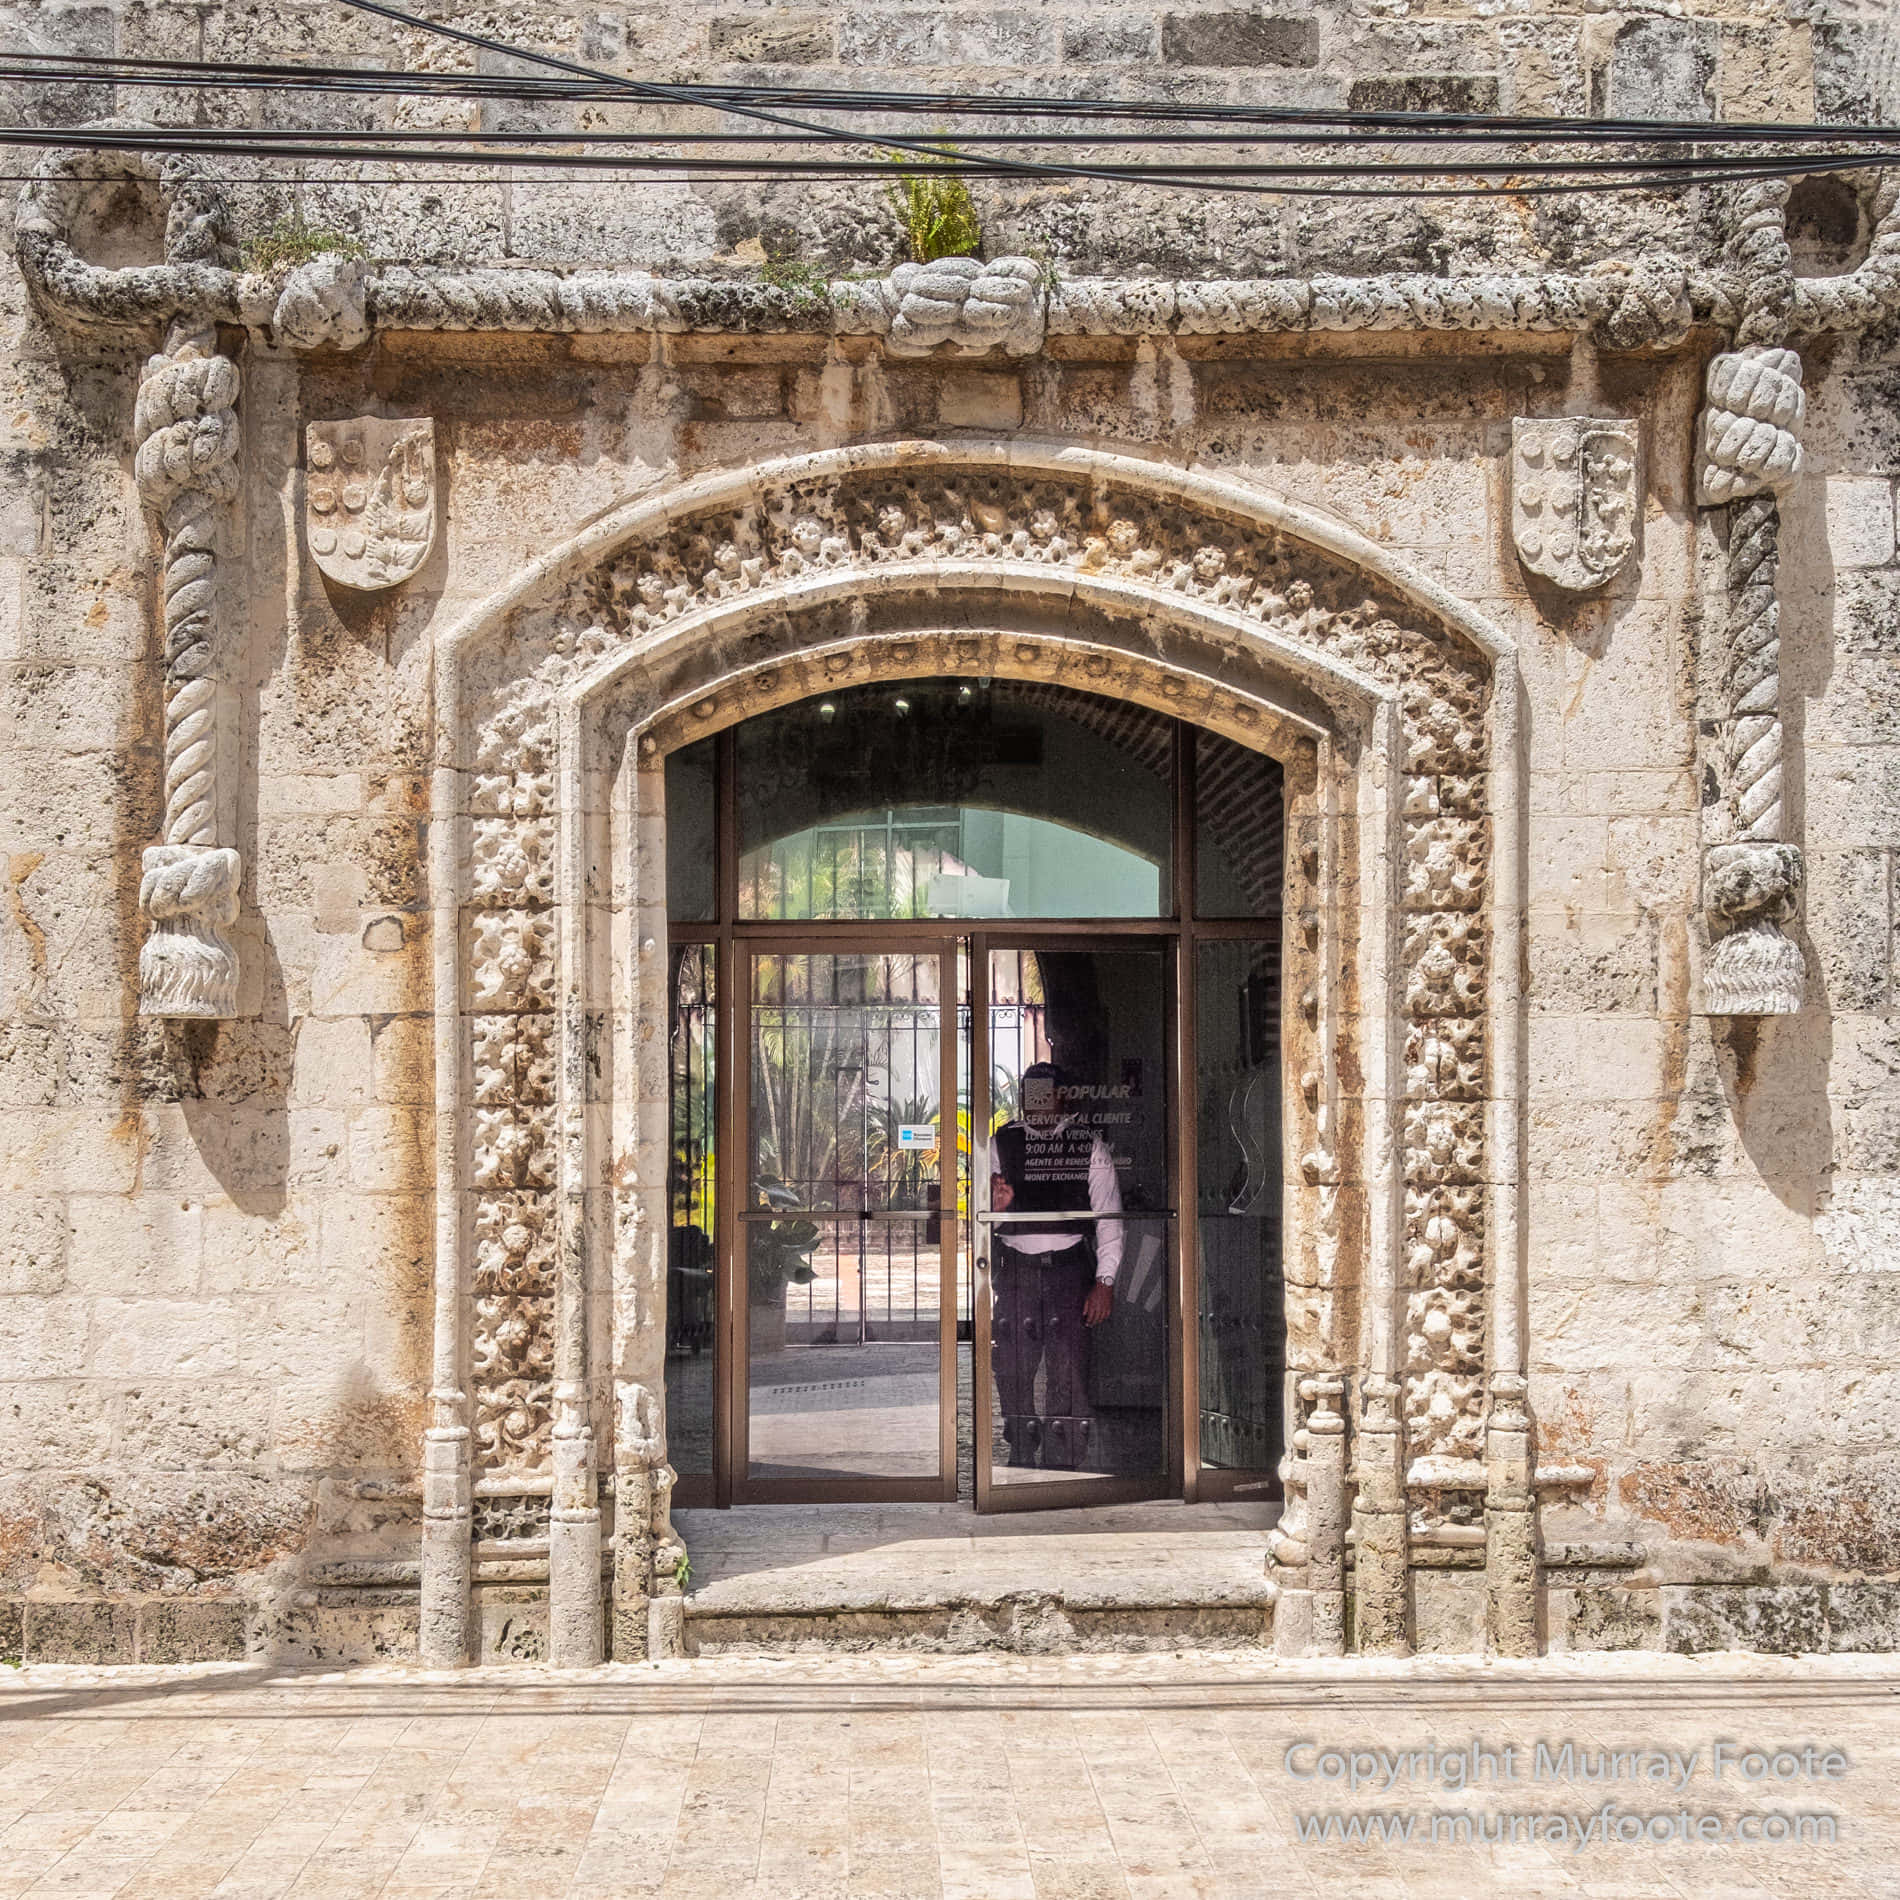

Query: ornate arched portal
[419,440,1527,1666]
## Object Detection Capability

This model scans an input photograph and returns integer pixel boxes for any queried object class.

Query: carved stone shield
[306,417,435,591]
[1511,417,1639,591]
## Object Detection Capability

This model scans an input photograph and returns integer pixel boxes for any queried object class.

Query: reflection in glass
[748,954,943,1214]
[665,736,718,923]
[1195,730,1285,920]
[737,681,1173,920]
[744,949,946,1485]
[1195,938,1285,1474]
[986,946,1169,1486]
[665,944,716,1479]
[746,1217,941,1480]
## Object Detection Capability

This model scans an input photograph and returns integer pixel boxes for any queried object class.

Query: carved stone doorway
[419,440,1525,1666]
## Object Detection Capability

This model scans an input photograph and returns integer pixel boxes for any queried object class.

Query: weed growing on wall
[242,215,368,274]
[885,152,982,263]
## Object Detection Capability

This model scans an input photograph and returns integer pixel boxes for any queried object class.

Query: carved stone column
[15,140,252,1020]
[419,1388,472,1667]
[611,1379,679,1660]
[549,1382,602,1665]
[1697,179,1807,1017]
[1483,1372,1537,1655]
[132,322,243,1017]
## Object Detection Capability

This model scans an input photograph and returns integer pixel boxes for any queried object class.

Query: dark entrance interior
[663,679,1286,1510]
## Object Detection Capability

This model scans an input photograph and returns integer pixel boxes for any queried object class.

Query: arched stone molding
[419,440,1527,1665]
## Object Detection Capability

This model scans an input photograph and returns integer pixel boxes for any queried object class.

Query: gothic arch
[417,439,1531,1667]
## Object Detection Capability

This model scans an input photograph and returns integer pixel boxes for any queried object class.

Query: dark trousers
[992,1244,1093,1469]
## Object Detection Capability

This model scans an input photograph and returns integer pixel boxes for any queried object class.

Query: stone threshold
[674,1497,1279,1653]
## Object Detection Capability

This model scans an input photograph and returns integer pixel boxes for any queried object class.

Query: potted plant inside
[747,1178,819,1356]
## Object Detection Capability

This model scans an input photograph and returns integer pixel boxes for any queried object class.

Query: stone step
[675,1498,1279,1655]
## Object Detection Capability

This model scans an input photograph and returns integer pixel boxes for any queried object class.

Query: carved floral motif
[467,702,559,1476]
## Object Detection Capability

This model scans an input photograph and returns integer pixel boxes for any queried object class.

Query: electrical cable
[15,120,1894,179]
[3,46,1896,146]
[2,10,1893,205]
[0,119,1888,202]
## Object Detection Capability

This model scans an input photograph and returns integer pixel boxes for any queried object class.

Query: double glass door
[669,931,1279,1510]
[663,679,1287,1512]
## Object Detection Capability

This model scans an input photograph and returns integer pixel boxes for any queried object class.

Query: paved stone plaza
[0,1655,1895,1900]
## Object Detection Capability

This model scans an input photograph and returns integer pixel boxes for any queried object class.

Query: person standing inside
[988,1062,1125,1469]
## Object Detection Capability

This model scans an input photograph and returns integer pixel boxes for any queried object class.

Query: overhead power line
[4,47,1897,144]
[1,2,1895,203]
[4,122,1892,200]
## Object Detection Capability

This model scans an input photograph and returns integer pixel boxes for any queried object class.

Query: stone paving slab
[0,1656,1895,1898]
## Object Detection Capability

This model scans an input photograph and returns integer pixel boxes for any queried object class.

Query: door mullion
[970,934,993,1513]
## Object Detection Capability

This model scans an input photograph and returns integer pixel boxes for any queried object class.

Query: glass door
[972,938,1175,1511]
[736,944,958,1500]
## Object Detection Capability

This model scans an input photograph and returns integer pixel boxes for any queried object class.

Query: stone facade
[0,0,1898,1664]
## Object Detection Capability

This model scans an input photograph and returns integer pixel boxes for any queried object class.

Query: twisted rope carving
[1732,178,1796,351]
[135,337,240,848]
[1726,493,1784,846]
[1791,171,1900,338]
[14,132,256,329]
[1053,265,1693,343]
[132,323,244,1017]
[1702,180,1807,1015]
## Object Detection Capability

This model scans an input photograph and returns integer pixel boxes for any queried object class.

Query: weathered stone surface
[136,1595,246,1662]
[1348,76,1500,116]
[1605,17,1716,122]
[1827,1581,1900,1653]
[1566,1585,1662,1653]
[0,6,1897,1672]
[1161,13,1317,68]
[23,1598,139,1663]
[1663,1584,1828,1657]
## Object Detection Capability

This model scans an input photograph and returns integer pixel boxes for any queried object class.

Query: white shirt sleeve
[1089,1136,1125,1284]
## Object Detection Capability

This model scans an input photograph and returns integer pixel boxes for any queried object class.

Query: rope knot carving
[137,843,243,1018]
[880,255,1046,356]
[272,251,372,352]
[1697,345,1806,504]
[1593,257,1694,351]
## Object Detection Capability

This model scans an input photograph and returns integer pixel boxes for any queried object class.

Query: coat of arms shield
[305,417,436,591]
[1511,417,1639,592]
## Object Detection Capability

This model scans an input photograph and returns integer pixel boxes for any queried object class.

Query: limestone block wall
[0,0,1895,1661]
[0,0,1876,279]
[1529,327,1900,1658]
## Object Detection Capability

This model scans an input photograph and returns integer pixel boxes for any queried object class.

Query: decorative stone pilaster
[1352,1374,1411,1655]
[1697,179,1807,1018]
[548,1381,603,1666]
[1302,1374,1348,1656]
[1483,1372,1538,1656]
[419,1388,472,1667]
[14,139,253,1019]
[611,1379,676,1661]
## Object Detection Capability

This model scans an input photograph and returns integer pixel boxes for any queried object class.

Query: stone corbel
[1695,181,1808,1017]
